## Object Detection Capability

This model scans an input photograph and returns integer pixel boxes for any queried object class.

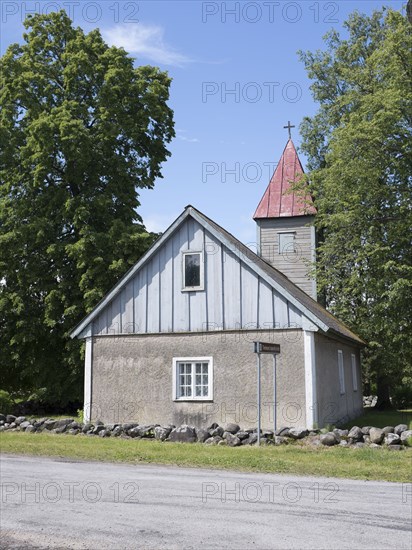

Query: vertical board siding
[204,230,223,329]
[105,302,113,334]
[92,216,303,335]
[122,281,134,334]
[222,245,241,329]
[109,293,122,334]
[159,238,174,332]
[173,224,189,331]
[134,269,147,333]
[258,278,274,328]
[95,309,108,335]
[259,216,316,298]
[146,257,160,332]
[187,220,207,330]
[288,302,302,327]
[241,262,258,328]
[273,291,289,328]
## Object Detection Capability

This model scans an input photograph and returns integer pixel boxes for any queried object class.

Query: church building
[71,135,364,430]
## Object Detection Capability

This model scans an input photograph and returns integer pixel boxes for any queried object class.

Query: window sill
[181,287,205,292]
[173,397,213,402]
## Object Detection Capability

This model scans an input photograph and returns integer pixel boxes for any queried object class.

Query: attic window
[278,232,296,255]
[182,252,204,291]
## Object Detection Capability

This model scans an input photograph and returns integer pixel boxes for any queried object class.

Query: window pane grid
[177,361,209,399]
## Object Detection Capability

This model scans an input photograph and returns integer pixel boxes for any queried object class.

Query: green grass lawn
[342,408,412,429]
[1,432,411,483]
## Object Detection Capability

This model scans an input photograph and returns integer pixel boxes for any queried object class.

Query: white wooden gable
[71,206,362,343]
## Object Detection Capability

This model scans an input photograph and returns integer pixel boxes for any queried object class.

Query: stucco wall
[315,333,363,426]
[90,329,307,429]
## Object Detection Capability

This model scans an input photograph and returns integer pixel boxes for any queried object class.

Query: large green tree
[299,8,412,407]
[0,12,174,403]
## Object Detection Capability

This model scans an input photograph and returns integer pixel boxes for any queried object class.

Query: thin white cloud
[179,136,199,143]
[102,23,192,67]
[176,129,199,143]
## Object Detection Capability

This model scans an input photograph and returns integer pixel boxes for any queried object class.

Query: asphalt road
[0,455,411,550]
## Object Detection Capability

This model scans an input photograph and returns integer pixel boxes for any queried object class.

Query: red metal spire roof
[253,139,316,219]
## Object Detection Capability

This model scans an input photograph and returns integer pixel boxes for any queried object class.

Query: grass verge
[342,408,412,430]
[1,432,411,483]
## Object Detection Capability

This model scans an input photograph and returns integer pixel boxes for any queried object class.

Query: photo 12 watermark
[1,481,139,504]
[201,2,339,24]
[202,480,340,504]
[1,2,140,24]
[202,81,302,104]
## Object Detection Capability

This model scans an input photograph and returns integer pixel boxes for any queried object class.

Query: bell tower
[254,124,317,300]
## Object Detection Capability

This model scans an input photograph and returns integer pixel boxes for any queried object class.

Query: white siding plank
[187,218,204,251]
[122,281,134,333]
[94,310,107,335]
[146,255,160,332]
[258,278,274,328]
[173,223,190,331]
[241,262,259,328]
[223,246,241,329]
[274,290,289,328]
[159,237,174,332]
[105,301,114,334]
[134,268,147,333]
[205,230,223,329]
[187,220,207,331]
[288,302,302,328]
[109,293,122,334]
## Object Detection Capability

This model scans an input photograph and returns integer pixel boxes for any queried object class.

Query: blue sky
[0,0,406,244]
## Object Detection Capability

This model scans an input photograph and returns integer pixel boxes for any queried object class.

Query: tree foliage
[0,12,175,403]
[299,9,412,406]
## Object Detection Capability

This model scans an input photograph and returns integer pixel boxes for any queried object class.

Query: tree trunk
[375,375,393,410]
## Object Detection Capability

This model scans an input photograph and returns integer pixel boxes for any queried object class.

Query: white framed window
[338,350,345,395]
[278,232,296,255]
[351,353,358,391]
[182,251,204,291]
[172,357,213,401]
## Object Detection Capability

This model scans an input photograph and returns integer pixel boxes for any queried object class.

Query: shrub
[391,383,412,409]
[0,390,14,412]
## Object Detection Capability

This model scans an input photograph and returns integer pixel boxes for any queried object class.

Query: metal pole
[273,354,277,434]
[257,352,261,446]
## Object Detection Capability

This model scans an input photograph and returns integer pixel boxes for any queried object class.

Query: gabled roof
[70,205,364,345]
[254,139,316,219]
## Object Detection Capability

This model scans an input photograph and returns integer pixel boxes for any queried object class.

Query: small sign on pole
[254,342,281,446]
[254,342,281,354]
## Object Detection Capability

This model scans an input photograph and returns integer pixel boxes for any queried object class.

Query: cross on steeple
[283,121,295,140]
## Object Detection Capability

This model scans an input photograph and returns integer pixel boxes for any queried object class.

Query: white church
[71,136,364,429]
